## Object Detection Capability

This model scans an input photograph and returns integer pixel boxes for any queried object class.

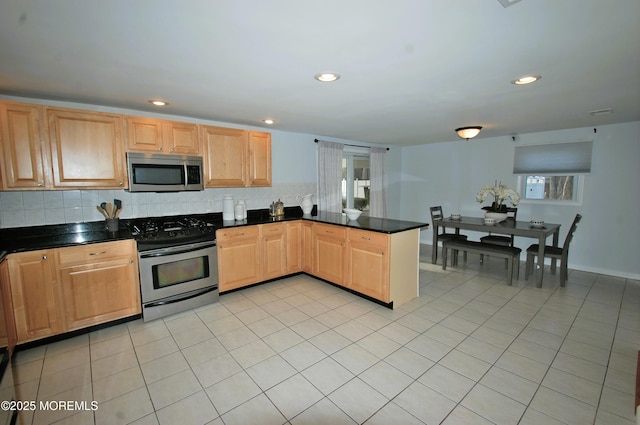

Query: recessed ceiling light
[149,99,168,106]
[511,75,541,85]
[314,73,341,82]
[263,119,275,125]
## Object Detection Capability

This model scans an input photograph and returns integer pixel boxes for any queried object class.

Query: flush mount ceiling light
[149,99,169,106]
[455,126,482,140]
[511,75,541,85]
[314,73,340,82]
[262,119,275,125]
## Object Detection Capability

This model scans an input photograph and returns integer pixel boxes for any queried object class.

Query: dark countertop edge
[0,207,428,258]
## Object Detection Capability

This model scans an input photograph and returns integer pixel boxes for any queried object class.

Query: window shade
[513,141,593,175]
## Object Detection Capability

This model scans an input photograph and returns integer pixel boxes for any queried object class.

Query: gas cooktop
[129,215,217,249]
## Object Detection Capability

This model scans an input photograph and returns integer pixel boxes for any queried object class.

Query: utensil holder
[106,218,119,232]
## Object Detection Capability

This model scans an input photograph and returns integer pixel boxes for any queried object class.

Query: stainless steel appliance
[126,152,204,192]
[130,215,218,321]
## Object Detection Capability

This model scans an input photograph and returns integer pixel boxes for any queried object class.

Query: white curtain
[369,147,387,218]
[317,141,344,213]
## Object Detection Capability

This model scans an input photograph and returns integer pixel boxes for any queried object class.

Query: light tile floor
[10,246,639,425]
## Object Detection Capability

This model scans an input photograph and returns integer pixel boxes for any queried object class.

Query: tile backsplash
[0,182,317,228]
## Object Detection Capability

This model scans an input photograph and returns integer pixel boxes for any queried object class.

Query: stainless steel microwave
[127,152,204,192]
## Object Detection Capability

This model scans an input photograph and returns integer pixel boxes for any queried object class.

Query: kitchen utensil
[105,202,113,219]
[96,205,109,219]
[114,199,122,217]
[296,194,314,214]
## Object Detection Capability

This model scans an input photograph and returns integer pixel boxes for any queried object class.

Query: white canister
[234,202,245,221]
[222,195,235,221]
[238,200,247,219]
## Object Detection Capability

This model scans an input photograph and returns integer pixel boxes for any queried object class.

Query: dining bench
[442,240,522,285]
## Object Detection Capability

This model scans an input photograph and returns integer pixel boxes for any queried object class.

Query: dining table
[433,216,561,288]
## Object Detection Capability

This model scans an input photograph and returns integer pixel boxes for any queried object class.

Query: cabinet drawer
[261,223,285,237]
[216,226,260,242]
[313,223,347,239]
[57,240,135,267]
[348,229,389,248]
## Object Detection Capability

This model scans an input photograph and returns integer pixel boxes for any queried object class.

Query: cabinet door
[126,116,163,152]
[313,224,347,285]
[201,125,247,187]
[302,221,313,273]
[48,108,126,188]
[59,257,141,331]
[247,131,271,187]
[217,227,261,291]
[347,230,390,302]
[0,102,49,189]
[165,121,199,154]
[286,221,303,273]
[7,250,63,343]
[0,260,18,355]
[262,223,287,279]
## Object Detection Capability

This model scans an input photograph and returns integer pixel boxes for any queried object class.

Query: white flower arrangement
[476,182,520,212]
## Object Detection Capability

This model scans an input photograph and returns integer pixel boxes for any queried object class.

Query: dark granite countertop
[0,207,427,260]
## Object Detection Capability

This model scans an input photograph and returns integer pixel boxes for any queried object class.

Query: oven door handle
[139,242,216,258]
[144,286,218,308]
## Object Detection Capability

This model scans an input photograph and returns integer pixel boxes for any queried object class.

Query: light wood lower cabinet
[57,240,140,331]
[5,240,141,344]
[262,223,287,280]
[6,249,63,343]
[217,226,262,292]
[0,260,18,355]
[216,220,419,307]
[346,228,390,302]
[312,223,347,285]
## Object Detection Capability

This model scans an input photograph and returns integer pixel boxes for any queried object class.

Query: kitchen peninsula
[0,209,428,349]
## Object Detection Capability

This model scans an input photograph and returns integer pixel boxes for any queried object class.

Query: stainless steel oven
[138,240,218,321]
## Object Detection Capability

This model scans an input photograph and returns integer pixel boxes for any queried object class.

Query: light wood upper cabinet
[6,250,63,343]
[201,125,247,187]
[126,116,199,155]
[47,107,126,189]
[247,131,272,187]
[200,126,271,187]
[57,240,140,331]
[0,101,50,189]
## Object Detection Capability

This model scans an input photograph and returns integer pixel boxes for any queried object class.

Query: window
[342,148,370,214]
[519,175,583,203]
[513,141,591,205]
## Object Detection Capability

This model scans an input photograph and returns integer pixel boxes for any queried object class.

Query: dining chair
[525,213,582,287]
[479,207,518,265]
[430,206,467,265]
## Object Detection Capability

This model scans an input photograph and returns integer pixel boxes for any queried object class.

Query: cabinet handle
[170,147,175,152]
[89,250,108,256]
[158,147,163,151]
[361,236,371,241]
[119,181,123,186]
[42,255,47,260]
[129,259,134,264]
[235,232,245,236]
[37,182,44,187]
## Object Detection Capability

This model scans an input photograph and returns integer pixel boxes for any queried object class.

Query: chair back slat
[429,206,444,223]
[562,214,582,251]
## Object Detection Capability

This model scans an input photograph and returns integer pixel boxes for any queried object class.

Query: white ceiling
[1,0,639,146]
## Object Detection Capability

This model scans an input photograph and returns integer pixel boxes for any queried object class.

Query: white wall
[397,121,640,279]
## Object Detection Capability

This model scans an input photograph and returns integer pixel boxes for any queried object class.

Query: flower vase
[484,211,508,222]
